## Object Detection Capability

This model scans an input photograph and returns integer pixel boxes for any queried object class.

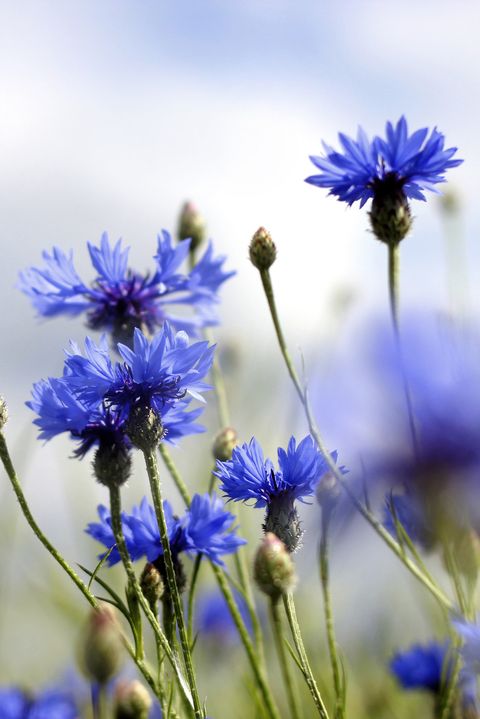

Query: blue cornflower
[65,326,214,424]
[306,116,462,207]
[0,687,78,719]
[29,324,212,457]
[306,117,462,245]
[19,231,234,343]
[215,436,336,551]
[390,641,450,693]
[86,492,245,570]
[453,619,480,675]
[195,588,252,647]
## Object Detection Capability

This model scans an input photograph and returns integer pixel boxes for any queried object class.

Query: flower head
[19,231,235,343]
[0,686,78,719]
[306,117,462,207]
[29,324,212,460]
[86,492,245,568]
[390,641,450,693]
[215,436,337,551]
[216,436,332,508]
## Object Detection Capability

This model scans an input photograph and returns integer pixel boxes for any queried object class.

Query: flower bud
[126,405,164,452]
[140,562,164,606]
[370,176,412,245]
[212,427,238,462]
[249,227,277,271]
[178,201,206,252]
[81,604,124,685]
[254,532,296,600]
[114,680,152,719]
[93,443,132,488]
[0,396,7,430]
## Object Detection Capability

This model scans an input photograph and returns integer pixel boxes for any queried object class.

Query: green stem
[160,445,266,665]
[0,432,97,608]
[387,242,419,457]
[187,555,202,648]
[283,593,330,719]
[269,598,302,719]
[108,485,193,709]
[142,448,203,719]
[319,515,344,719]
[210,562,281,719]
[257,269,453,612]
[0,431,161,701]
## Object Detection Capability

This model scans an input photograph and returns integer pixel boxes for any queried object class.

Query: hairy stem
[269,598,302,719]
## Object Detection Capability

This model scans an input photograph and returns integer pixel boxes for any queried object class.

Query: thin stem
[257,269,453,612]
[269,598,302,719]
[319,515,344,719]
[160,445,266,663]
[387,241,419,457]
[187,555,202,648]
[283,593,330,719]
[0,432,96,608]
[142,448,203,719]
[210,562,281,719]
[108,485,193,709]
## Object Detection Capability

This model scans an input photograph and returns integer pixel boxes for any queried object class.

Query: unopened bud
[178,201,207,252]
[140,562,164,606]
[254,532,296,600]
[114,680,152,719]
[213,427,238,462]
[370,176,412,245]
[126,405,164,452]
[249,227,277,271]
[0,397,7,430]
[439,189,460,215]
[81,604,124,685]
[93,443,132,488]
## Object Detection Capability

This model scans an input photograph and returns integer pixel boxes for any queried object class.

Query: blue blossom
[215,436,337,551]
[19,231,234,341]
[86,493,245,567]
[195,588,252,646]
[306,116,462,207]
[28,324,213,462]
[453,619,480,675]
[0,687,78,719]
[390,641,450,693]
[215,436,333,508]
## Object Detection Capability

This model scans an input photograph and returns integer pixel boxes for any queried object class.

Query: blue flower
[216,436,332,508]
[215,436,336,551]
[28,324,213,464]
[306,116,462,207]
[390,641,450,693]
[86,493,245,567]
[453,619,480,675]
[195,588,252,646]
[0,687,78,719]
[19,231,234,342]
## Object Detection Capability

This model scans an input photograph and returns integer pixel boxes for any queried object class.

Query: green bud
[126,405,164,452]
[93,443,132,488]
[81,604,124,685]
[140,562,164,606]
[369,177,412,245]
[249,227,277,271]
[114,680,153,719]
[0,396,7,430]
[212,427,238,462]
[178,201,207,252]
[254,532,297,600]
